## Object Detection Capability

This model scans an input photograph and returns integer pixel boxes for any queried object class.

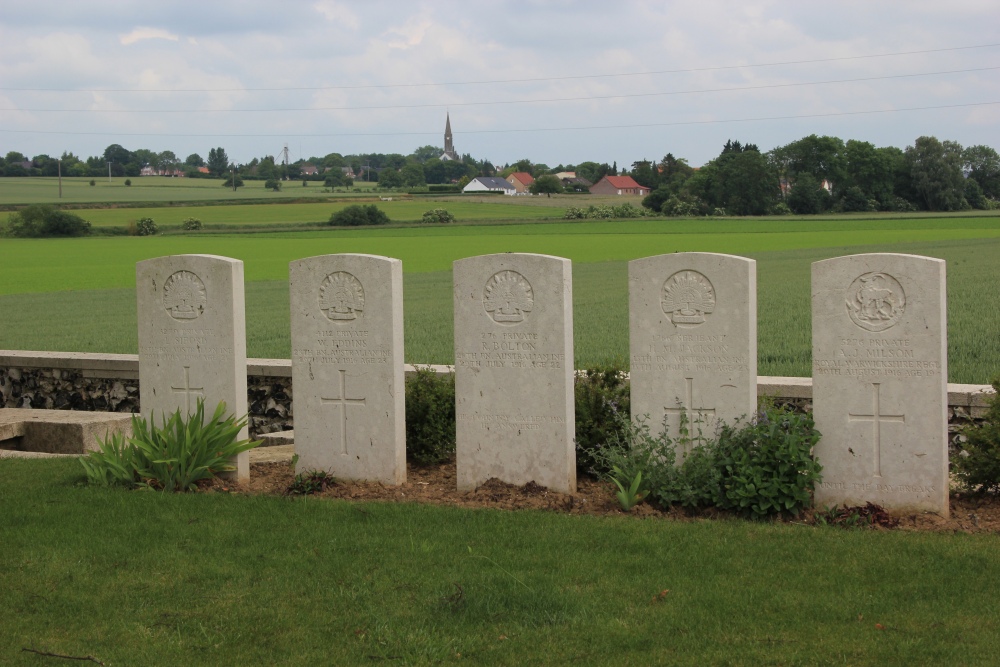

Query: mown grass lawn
[1,458,999,666]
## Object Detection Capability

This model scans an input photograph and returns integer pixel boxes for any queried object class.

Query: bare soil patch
[206,460,1000,534]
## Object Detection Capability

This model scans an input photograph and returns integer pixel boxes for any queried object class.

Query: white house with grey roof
[462,176,517,194]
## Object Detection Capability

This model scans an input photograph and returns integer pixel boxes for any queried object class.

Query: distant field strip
[2,235,998,383]
[2,219,999,295]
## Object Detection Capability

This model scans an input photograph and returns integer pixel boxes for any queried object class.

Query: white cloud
[313,1,360,30]
[120,27,179,46]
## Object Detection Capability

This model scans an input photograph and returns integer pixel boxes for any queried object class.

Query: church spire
[441,112,459,161]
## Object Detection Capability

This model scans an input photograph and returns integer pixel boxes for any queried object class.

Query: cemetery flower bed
[209,459,1000,534]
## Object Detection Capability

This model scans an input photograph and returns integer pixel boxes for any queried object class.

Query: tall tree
[905,136,966,211]
[207,147,230,177]
[963,144,1000,199]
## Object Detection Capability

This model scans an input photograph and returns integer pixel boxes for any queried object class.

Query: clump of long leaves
[80,399,259,491]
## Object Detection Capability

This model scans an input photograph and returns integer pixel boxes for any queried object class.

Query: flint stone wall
[0,352,993,447]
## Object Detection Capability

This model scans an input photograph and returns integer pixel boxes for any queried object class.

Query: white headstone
[136,254,249,480]
[453,253,575,493]
[629,253,757,447]
[812,253,948,516]
[289,254,405,484]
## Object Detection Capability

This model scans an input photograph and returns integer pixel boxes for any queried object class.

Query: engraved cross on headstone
[321,369,367,455]
[849,382,905,478]
[171,366,204,414]
[664,377,716,444]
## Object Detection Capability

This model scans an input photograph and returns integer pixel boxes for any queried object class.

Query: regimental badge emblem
[483,270,533,324]
[846,272,905,332]
[163,271,207,320]
[661,270,715,327]
[319,272,365,322]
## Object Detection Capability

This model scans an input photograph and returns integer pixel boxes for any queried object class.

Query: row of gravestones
[136,251,948,517]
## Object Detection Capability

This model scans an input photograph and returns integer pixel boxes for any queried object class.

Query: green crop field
[2,216,999,382]
[0,176,383,205]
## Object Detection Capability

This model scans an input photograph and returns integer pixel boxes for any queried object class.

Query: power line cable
[2,42,998,93]
[3,101,995,138]
[5,66,997,113]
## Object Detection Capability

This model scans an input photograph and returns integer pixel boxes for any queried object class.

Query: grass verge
[1,458,999,666]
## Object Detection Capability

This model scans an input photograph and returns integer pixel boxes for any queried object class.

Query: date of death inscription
[140,328,233,363]
[456,331,563,369]
[814,337,940,378]
[295,330,390,365]
[631,333,748,374]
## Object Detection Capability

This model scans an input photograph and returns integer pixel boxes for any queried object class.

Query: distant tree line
[2,134,997,213]
[629,135,1000,216]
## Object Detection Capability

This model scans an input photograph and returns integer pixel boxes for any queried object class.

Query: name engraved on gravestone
[629,253,757,446]
[290,254,405,485]
[812,253,948,516]
[454,253,575,493]
[137,254,249,480]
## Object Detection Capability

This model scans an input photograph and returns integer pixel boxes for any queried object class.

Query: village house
[506,172,534,194]
[589,175,650,196]
[462,176,517,195]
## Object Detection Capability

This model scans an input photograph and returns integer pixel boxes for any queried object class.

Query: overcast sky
[1,1,998,168]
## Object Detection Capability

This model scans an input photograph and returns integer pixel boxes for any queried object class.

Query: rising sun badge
[163,271,207,320]
[661,270,715,327]
[319,271,365,322]
[483,270,534,324]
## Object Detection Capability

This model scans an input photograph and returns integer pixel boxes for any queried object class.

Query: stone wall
[1,351,994,442]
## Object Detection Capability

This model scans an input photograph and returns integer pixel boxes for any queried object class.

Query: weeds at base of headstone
[284,470,337,496]
[814,503,900,529]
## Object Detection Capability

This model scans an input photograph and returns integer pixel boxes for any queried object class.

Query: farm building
[589,175,651,196]
[462,177,517,194]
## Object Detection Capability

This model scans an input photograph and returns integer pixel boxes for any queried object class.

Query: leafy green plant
[329,204,389,226]
[182,217,203,231]
[80,399,258,491]
[814,503,899,529]
[265,178,281,192]
[610,465,648,511]
[574,366,630,476]
[3,205,91,237]
[714,404,822,518]
[953,377,1000,493]
[135,217,157,236]
[405,366,456,465]
[285,470,337,496]
[421,208,455,223]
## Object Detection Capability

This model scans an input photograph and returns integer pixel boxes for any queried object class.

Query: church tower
[441,112,459,161]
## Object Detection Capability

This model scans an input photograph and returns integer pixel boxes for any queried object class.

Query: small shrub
[89,179,95,186]
[575,366,630,476]
[80,399,259,492]
[124,178,132,186]
[954,377,1000,493]
[3,205,91,237]
[405,366,456,465]
[329,204,390,226]
[595,403,822,518]
[182,217,203,231]
[563,206,586,219]
[285,470,336,496]
[421,208,455,223]
[265,178,281,192]
[135,217,157,236]
[714,404,822,518]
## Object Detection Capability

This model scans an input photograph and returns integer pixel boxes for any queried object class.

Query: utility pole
[232,167,236,192]
[58,159,62,198]
[107,162,112,183]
